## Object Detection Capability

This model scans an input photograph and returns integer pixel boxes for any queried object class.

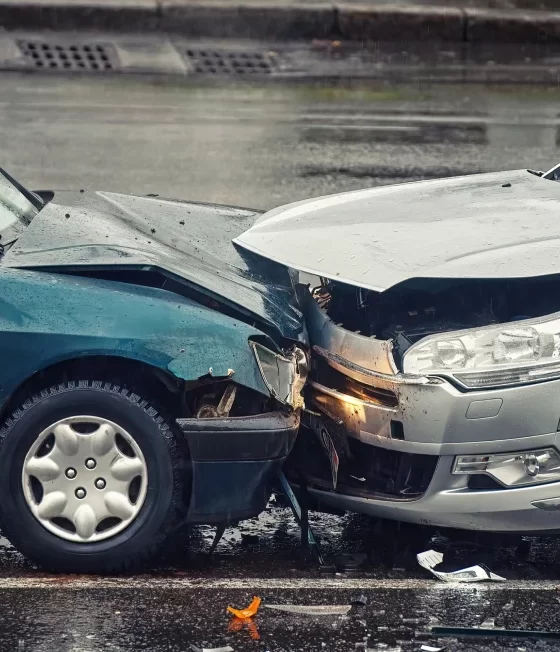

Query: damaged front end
[177,341,308,524]
[234,168,560,532]
[286,275,560,533]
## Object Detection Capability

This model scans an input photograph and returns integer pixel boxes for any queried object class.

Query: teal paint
[0,268,270,400]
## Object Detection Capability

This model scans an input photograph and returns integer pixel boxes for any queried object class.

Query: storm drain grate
[18,41,116,71]
[184,48,279,75]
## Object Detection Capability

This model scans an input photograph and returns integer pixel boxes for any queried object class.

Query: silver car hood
[234,169,560,292]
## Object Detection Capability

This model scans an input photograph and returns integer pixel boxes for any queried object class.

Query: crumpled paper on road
[417,550,506,583]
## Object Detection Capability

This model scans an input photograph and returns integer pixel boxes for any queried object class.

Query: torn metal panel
[235,169,560,292]
[301,285,396,375]
[168,339,268,397]
[3,190,304,342]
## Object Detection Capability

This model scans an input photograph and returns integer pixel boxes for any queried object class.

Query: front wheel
[0,380,185,573]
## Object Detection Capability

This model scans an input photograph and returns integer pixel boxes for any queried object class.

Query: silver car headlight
[453,448,560,487]
[402,312,560,388]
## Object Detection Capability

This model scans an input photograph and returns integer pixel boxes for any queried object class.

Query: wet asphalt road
[3,71,560,650]
[3,72,560,209]
[4,581,560,652]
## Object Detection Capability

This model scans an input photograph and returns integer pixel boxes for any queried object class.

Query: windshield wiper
[0,167,43,210]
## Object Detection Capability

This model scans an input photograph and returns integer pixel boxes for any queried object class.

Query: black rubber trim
[176,410,299,461]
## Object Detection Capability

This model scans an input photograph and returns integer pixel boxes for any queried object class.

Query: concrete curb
[466,6,560,43]
[337,5,465,42]
[3,30,560,85]
[2,1,560,43]
[0,1,160,32]
[160,2,336,40]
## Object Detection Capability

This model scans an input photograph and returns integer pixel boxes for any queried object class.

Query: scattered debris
[241,534,260,546]
[263,604,351,616]
[151,228,156,233]
[432,626,560,640]
[503,601,514,611]
[333,553,367,572]
[277,470,324,564]
[350,595,368,607]
[227,597,261,619]
[189,645,234,652]
[417,550,506,583]
[208,523,227,556]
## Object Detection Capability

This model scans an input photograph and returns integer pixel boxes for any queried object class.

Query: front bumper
[308,454,560,533]
[177,411,299,524]
[304,346,560,532]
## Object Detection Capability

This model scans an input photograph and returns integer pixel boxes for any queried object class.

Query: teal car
[0,169,307,572]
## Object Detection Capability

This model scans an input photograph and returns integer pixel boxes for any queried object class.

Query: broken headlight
[453,449,560,487]
[402,313,560,388]
[251,342,307,408]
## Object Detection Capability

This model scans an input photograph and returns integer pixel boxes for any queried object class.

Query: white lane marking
[0,576,556,590]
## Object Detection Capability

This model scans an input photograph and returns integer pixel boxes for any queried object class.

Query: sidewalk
[2,0,560,43]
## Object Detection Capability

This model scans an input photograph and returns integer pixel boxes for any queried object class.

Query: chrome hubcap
[22,416,148,542]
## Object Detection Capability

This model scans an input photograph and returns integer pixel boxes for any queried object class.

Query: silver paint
[22,416,147,543]
[235,169,560,292]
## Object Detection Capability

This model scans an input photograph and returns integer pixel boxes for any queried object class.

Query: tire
[0,379,186,573]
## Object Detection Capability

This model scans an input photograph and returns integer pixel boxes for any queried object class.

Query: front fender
[0,268,271,401]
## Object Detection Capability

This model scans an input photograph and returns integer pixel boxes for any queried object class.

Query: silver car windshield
[0,169,42,242]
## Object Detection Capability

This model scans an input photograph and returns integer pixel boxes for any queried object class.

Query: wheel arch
[0,355,185,425]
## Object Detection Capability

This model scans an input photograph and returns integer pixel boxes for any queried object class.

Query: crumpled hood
[235,169,560,292]
[3,190,303,341]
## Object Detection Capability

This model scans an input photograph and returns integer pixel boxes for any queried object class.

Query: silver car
[236,163,560,534]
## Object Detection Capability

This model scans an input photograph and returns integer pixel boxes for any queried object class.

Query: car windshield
[0,168,42,242]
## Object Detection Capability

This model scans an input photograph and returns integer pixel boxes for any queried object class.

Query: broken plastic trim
[250,341,307,408]
[417,549,506,582]
[276,470,324,564]
[227,596,261,619]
